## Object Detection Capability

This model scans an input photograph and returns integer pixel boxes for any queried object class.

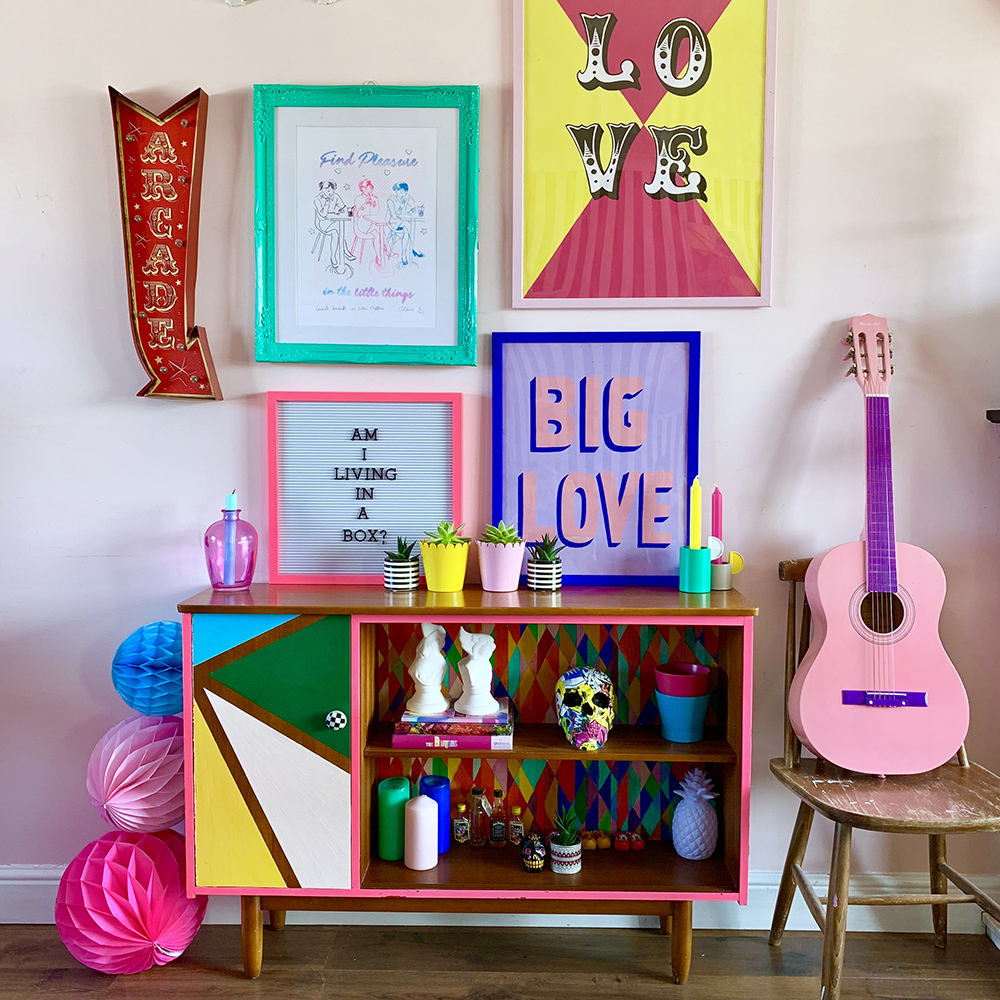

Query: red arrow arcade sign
[110,88,222,400]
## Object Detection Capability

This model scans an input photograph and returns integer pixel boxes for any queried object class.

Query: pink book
[391,733,514,751]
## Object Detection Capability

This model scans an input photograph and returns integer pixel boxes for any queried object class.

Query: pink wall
[3,0,1000,907]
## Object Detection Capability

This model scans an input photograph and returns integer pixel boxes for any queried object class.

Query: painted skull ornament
[521,832,547,872]
[554,666,616,751]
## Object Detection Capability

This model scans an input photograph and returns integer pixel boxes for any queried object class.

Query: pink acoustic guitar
[788,315,969,774]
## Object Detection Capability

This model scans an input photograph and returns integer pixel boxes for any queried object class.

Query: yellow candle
[689,476,702,549]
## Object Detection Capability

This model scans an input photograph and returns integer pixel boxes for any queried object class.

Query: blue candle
[418,775,451,854]
[223,490,238,586]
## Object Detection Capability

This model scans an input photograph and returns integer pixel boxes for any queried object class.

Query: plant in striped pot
[383,537,419,591]
[526,533,565,591]
[549,806,583,874]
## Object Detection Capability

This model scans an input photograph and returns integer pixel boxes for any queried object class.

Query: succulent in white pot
[383,537,419,591]
[671,768,718,860]
[548,806,583,874]
[526,533,565,592]
[476,521,526,593]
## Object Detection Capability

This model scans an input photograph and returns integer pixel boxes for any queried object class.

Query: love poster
[515,0,773,307]
[492,333,699,585]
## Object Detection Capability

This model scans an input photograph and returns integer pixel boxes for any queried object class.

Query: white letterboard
[272,396,458,581]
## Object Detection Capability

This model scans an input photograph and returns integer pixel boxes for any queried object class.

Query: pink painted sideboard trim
[182,613,196,900]
[266,391,463,586]
[189,606,751,904]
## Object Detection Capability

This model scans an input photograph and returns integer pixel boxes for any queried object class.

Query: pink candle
[711,486,723,564]
[404,795,438,871]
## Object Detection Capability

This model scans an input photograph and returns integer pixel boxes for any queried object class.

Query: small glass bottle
[469,787,489,847]
[204,492,258,591]
[489,788,507,847]
[453,802,470,845]
[508,805,525,846]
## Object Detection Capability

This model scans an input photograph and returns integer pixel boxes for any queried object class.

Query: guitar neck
[865,393,897,593]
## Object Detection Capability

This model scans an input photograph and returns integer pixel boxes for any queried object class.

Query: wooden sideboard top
[177,584,758,617]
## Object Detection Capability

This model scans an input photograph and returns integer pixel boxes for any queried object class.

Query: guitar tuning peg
[890,365,895,374]
[843,348,856,360]
[846,364,857,377]
[889,349,894,357]
[888,332,893,342]
[844,333,854,344]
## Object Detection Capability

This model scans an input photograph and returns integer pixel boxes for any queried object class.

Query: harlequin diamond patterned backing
[375,622,723,841]
[377,623,720,725]
[376,757,710,841]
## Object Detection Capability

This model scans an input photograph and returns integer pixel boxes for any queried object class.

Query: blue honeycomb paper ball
[112,622,183,716]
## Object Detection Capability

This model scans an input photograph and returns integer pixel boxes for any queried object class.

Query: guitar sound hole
[860,592,905,634]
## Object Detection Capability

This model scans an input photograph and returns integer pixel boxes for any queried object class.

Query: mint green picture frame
[254,84,479,366]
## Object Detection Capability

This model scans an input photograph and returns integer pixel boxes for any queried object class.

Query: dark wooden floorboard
[0,925,998,999]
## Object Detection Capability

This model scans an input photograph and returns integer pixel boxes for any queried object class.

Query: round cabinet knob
[325,709,348,731]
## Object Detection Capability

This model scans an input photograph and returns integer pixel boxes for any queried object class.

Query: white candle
[404,795,438,871]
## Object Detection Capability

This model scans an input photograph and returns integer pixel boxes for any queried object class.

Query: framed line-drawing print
[492,332,699,586]
[268,392,462,584]
[255,85,479,365]
[514,0,775,307]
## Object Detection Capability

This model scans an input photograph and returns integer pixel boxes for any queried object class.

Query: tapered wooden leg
[658,902,673,936]
[268,909,286,931]
[241,895,263,979]
[769,801,815,946]
[929,834,948,949]
[670,900,693,985]
[821,823,852,1000]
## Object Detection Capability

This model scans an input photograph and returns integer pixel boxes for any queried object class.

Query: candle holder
[679,546,711,594]
[204,509,258,591]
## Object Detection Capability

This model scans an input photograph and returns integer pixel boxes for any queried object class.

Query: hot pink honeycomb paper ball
[86,715,184,833]
[55,830,205,975]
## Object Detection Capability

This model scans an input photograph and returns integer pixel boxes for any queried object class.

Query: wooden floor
[1,924,999,999]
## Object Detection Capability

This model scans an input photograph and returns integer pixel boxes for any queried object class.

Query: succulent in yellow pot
[419,521,471,593]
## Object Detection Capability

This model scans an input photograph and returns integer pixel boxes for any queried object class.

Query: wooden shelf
[364,722,736,762]
[363,841,737,896]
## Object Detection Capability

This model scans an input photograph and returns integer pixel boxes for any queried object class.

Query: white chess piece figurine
[406,623,449,715]
[454,627,499,717]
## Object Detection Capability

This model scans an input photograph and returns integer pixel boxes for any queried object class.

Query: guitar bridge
[842,690,927,708]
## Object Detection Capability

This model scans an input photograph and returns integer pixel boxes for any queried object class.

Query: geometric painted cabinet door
[190,613,351,891]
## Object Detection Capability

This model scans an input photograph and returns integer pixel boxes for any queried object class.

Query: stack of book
[392,698,513,750]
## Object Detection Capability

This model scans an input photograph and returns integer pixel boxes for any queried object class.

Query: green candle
[378,777,410,861]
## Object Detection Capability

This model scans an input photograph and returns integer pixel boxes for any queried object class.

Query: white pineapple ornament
[671,768,718,860]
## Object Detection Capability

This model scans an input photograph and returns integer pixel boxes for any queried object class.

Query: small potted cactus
[419,521,471,593]
[477,521,526,593]
[548,805,583,874]
[383,537,419,591]
[671,767,718,860]
[526,533,565,591]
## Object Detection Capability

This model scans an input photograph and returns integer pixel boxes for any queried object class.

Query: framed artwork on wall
[514,0,775,308]
[267,391,462,584]
[492,332,699,586]
[254,85,479,365]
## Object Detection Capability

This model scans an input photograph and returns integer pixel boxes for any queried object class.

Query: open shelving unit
[181,584,757,981]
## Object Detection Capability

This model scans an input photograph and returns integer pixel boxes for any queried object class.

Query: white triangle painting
[207,691,352,889]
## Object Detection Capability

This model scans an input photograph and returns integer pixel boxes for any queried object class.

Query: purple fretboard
[865,394,897,593]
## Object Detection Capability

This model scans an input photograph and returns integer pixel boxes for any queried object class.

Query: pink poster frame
[267,391,463,585]
[513,0,777,309]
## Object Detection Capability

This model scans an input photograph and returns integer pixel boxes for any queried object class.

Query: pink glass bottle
[204,491,258,591]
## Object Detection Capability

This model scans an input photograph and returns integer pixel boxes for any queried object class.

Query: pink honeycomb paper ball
[86,715,184,833]
[55,830,205,975]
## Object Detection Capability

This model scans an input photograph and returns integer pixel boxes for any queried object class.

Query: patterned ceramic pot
[549,836,582,875]
[526,559,562,591]
[383,557,419,592]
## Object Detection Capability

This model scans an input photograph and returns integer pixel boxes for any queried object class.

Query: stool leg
[821,823,852,1000]
[241,895,263,979]
[769,801,815,946]
[658,902,673,937]
[929,834,948,949]
[268,909,286,931]
[670,900,693,985]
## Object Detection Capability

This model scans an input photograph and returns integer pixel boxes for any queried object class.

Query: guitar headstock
[845,314,893,394]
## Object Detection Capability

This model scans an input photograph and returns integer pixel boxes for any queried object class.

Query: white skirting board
[3,865,996,934]
[984,914,1000,951]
